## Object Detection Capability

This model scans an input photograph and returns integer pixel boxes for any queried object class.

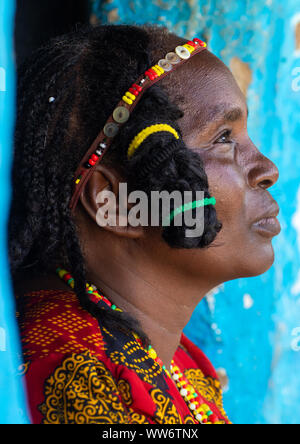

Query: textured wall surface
[92,0,300,424]
[0,0,29,424]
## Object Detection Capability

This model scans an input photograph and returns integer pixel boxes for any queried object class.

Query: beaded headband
[69,38,207,212]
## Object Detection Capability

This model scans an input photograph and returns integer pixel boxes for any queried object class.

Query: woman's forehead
[174,51,247,131]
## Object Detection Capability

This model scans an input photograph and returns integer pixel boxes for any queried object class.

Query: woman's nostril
[259,179,273,189]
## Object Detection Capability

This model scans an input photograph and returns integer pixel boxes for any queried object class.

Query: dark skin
[16,50,280,372]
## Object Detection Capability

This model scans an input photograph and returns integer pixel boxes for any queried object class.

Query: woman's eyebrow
[207,104,246,123]
[192,103,248,131]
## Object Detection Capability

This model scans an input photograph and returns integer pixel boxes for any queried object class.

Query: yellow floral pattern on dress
[38,351,197,424]
[150,388,188,424]
[39,351,130,424]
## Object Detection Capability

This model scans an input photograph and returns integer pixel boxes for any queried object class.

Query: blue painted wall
[92,0,300,424]
[0,0,29,424]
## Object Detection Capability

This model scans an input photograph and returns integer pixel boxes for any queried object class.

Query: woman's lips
[252,216,281,238]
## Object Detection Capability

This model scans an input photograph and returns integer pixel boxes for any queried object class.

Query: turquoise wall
[92,0,300,424]
[0,0,29,424]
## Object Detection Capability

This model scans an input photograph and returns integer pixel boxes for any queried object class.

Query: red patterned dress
[17,289,230,424]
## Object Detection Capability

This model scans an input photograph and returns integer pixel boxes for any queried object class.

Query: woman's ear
[78,163,146,239]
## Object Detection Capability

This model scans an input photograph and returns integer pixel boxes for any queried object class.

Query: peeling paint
[108,8,120,22]
[296,22,300,49]
[230,57,252,98]
[243,294,254,310]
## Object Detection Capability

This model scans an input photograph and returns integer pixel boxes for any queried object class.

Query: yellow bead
[152,65,164,75]
[148,348,157,359]
[199,404,210,413]
[126,91,136,101]
[58,269,67,279]
[75,178,81,184]
[122,95,133,105]
[183,44,195,53]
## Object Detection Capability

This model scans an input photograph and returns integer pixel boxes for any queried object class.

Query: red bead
[89,294,99,304]
[88,159,96,166]
[210,414,218,424]
[129,87,139,96]
[145,69,157,80]
[148,68,158,77]
[103,298,112,307]
[156,357,163,366]
[202,418,208,424]
[187,40,197,48]
[145,71,155,81]
[91,154,99,162]
[63,273,72,281]
[193,38,206,47]
[132,83,142,92]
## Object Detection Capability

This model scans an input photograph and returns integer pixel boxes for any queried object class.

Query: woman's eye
[215,130,233,144]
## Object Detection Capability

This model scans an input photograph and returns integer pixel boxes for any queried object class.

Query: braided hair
[9,24,222,347]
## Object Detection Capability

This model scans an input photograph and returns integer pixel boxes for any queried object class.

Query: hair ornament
[127,124,180,159]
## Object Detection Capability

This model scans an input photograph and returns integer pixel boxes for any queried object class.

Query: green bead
[193,393,198,398]
[111,305,117,310]
[162,365,166,370]
[148,345,152,351]
[207,410,213,416]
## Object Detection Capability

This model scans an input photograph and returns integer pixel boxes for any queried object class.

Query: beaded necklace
[56,267,223,424]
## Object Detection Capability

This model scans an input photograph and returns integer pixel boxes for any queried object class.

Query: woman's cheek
[204,156,246,227]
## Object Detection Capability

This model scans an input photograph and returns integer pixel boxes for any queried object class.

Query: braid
[9,24,222,347]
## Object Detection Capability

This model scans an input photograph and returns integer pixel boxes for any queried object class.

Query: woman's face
[161,50,280,282]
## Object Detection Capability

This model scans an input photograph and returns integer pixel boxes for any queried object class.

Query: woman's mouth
[252,216,281,238]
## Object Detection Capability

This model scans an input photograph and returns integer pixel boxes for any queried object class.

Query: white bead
[165,52,181,64]
[158,59,173,71]
[48,97,55,103]
[189,403,196,410]
[180,388,188,397]
[175,46,191,60]
[196,414,202,421]
[172,374,179,381]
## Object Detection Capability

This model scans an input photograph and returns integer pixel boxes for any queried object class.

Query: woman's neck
[85,260,214,372]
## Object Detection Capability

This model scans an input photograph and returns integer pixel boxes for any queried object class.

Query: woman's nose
[245,143,279,190]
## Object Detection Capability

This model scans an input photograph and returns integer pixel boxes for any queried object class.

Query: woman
[9,24,280,424]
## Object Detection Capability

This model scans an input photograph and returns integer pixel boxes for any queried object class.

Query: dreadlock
[9,24,222,348]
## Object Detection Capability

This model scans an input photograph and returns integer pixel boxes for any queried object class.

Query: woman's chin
[240,243,275,278]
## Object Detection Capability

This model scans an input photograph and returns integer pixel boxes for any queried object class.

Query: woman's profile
[9,24,280,424]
